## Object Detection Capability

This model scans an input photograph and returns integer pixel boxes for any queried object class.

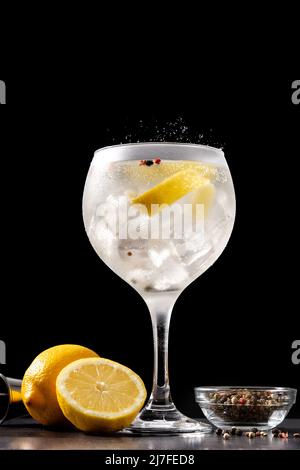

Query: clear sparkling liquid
[83,160,235,293]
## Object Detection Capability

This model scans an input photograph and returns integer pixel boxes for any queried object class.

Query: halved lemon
[56,357,147,433]
[132,168,215,216]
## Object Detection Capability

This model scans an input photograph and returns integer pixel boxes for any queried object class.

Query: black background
[0,76,299,419]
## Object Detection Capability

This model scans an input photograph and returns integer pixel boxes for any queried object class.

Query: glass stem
[145,293,178,410]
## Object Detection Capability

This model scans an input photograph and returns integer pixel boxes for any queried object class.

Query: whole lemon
[21,344,98,426]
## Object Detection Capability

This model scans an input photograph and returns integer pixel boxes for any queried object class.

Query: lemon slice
[56,357,147,433]
[155,161,216,179]
[192,182,216,217]
[132,168,214,216]
[123,161,216,184]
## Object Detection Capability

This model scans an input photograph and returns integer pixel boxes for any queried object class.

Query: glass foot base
[128,407,212,434]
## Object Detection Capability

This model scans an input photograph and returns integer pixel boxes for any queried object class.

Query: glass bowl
[194,386,297,431]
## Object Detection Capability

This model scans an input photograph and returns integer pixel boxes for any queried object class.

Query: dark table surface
[0,418,299,451]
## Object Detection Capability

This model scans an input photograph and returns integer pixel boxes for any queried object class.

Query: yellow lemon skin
[123,160,216,184]
[192,181,216,218]
[132,169,213,216]
[11,390,23,403]
[56,357,147,433]
[21,345,99,426]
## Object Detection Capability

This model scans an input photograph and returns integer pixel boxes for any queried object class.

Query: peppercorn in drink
[83,143,236,433]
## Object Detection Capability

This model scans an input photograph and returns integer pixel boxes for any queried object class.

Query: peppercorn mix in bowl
[194,387,297,431]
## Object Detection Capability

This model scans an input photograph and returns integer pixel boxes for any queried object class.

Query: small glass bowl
[194,386,297,431]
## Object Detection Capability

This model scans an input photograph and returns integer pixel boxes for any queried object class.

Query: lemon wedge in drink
[123,161,216,184]
[56,357,147,433]
[159,161,216,179]
[192,182,215,217]
[132,168,215,216]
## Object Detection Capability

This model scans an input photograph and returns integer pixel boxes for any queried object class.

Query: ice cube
[153,260,188,291]
[148,248,171,268]
[118,238,150,260]
[92,219,118,258]
[174,229,205,258]
[126,268,154,289]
